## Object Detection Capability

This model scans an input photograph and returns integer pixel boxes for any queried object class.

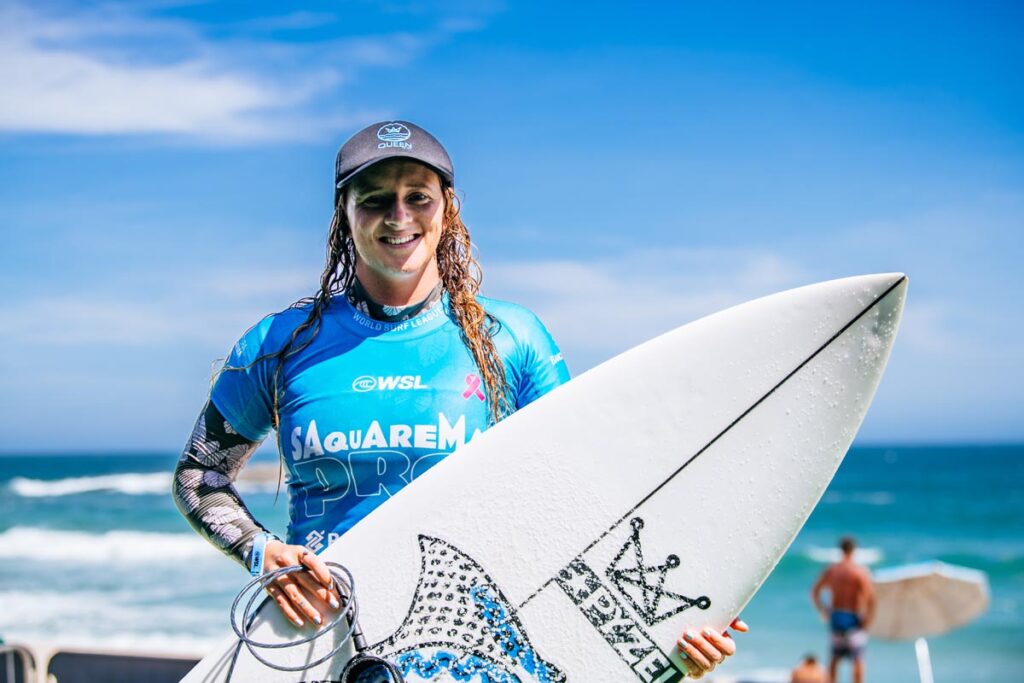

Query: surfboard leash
[230,561,405,681]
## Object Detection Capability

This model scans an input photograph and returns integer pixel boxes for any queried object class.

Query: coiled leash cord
[231,561,358,672]
[230,562,405,681]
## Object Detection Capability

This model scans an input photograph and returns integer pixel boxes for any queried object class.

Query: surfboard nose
[822,273,907,349]
[823,273,907,376]
[859,272,908,343]
[862,272,908,299]
[848,272,907,298]
[883,273,908,320]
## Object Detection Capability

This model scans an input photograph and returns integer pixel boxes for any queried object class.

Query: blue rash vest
[210,294,571,553]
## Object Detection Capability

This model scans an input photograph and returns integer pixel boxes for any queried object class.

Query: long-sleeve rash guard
[174,293,570,564]
[173,400,267,568]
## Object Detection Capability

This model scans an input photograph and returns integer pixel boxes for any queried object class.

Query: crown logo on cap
[377,122,412,143]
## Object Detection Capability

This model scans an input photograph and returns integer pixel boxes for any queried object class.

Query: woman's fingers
[700,627,736,657]
[298,549,342,607]
[677,617,748,677]
[677,630,716,672]
[294,548,342,610]
[689,629,725,664]
[676,643,709,680]
[292,568,340,610]
[299,549,336,592]
[261,541,341,627]
[275,573,324,626]
[265,582,307,628]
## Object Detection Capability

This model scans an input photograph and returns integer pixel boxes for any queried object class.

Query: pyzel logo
[377,122,412,150]
[353,375,430,392]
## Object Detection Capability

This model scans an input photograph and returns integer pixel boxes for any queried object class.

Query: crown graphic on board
[607,517,711,626]
[384,125,403,134]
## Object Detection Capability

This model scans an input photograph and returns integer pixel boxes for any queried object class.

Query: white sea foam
[805,546,884,566]
[712,669,788,683]
[0,590,216,628]
[0,527,219,564]
[8,468,281,497]
[20,632,217,657]
[10,472,172,496]
[0,590,220,655]
[822,491,895,505]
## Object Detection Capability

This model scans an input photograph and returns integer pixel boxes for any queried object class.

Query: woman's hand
[676,617,748,679]
[261,541,341,628]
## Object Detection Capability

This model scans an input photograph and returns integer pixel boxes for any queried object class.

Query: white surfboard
[183,273,907,683]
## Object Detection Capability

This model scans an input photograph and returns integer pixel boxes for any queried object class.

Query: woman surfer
[173,120,744,679]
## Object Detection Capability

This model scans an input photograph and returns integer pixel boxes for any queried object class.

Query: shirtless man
[811,536,875,683]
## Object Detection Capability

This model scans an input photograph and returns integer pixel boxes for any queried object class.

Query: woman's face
[344,159,445,291]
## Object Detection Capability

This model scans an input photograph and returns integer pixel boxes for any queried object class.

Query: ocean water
[0,444,1021,682]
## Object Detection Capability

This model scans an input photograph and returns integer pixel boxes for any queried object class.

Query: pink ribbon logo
[462,373,486,401]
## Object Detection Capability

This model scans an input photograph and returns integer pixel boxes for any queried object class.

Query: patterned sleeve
[172,400,270,569]
[510,308,572,408]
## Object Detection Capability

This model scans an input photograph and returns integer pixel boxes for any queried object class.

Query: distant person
[811,536,875,683]
[790,653,827,683]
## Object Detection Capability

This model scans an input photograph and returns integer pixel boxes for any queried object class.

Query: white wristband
[249,532,276,577]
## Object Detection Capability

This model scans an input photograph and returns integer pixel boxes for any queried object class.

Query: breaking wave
[10,473,172,497]
[821,491,895,506]
[9,468,280,497]
[0,589,219,655]
[0,527,217,564]
[804,545,884,566]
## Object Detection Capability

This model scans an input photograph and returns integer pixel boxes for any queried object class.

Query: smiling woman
[170,120,744,680]
[172,119,570,630]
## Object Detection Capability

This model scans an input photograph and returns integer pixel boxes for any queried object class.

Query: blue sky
[1,0,1021,450]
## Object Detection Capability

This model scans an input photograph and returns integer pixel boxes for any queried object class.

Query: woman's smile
[379,233,420,248]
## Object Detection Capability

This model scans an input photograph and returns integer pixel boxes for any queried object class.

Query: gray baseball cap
[334,120,455,205]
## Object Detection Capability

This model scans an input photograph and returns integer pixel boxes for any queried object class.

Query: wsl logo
[377,122,412,150]
[353,375,429,392]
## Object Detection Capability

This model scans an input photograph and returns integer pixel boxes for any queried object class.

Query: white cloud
[2,297,179,345]
[0,3,285,139]
[0,2,480,141]
[785,193,1024,364]
[484,238,1022,381]
[0,51,292,139]
[0,265,318,348]
[484,247,808,369]
[233,12,337,33]
[898,301,957,354]
[1,239,1020,446]
[482,244,1021,442]
[0,245,806,362]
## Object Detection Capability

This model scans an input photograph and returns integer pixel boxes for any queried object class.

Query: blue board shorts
[830,610,868,660]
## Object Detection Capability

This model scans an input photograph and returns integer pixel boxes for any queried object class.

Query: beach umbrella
[869,562,989,683]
